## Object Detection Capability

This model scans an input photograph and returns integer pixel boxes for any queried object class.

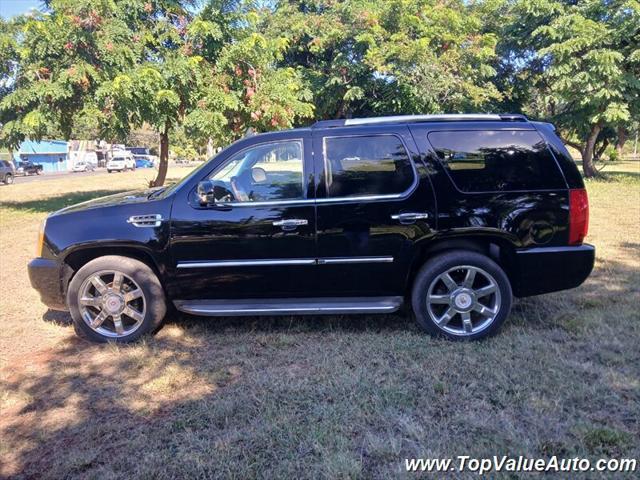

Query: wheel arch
[62,245,166,296]
[405,234,518,295]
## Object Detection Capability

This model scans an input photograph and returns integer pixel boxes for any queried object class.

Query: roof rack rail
[312,113,528,128]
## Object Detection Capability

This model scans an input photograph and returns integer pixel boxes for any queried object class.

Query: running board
[173,296,403,316]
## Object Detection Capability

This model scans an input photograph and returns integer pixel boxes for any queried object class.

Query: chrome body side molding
[177,256,394,269]
[177,258,317,269]
[317,256,393,265]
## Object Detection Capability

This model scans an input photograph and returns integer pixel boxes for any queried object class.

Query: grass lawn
[0,163,639,478]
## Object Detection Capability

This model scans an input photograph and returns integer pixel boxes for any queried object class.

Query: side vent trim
[127,214,163,228]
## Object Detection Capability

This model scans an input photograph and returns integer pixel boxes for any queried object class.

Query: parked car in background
[107,154,135,173]
[72,162,96,172]
[134,156,154,168]
[16,160,43,176]
[127,147,156,167]
[1,160,15,184]
[28,114,595,343]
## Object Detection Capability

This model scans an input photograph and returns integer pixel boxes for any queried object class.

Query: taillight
[569,188,589,245]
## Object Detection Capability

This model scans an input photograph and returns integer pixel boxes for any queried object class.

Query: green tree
[185,3,314,145]
[498,0,640,176]
[264,0,501,119]
[0,0,314,186]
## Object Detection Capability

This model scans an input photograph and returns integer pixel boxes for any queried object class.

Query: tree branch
[558,135,583,153]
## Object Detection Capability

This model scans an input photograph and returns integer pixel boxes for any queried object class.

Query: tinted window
[210,140,304,202]
[323,135,414,198]
[428,130,566,192]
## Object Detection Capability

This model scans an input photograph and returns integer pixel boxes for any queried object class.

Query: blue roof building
[14,139,69,172]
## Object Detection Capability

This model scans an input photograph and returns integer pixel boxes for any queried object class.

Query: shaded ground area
[1,163,638,478]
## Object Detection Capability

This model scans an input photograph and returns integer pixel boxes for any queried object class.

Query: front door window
[210,140,304,203]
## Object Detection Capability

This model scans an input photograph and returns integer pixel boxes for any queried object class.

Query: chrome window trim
[177,256,394,268]
[320,133,419,203]
[216,198,314,207]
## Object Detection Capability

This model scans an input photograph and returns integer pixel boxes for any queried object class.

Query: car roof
[220,114,532,146]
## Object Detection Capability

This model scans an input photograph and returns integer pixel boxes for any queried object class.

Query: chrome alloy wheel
[426,265,501,336]
[78,270,146,338]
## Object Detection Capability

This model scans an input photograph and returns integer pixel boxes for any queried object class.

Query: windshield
[157,159,212,198]
[156,138,246,197]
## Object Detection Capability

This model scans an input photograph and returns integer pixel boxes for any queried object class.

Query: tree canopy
[0,0,638,182]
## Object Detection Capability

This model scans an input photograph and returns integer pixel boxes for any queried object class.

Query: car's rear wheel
[411,250,512,340]
[67,256,167,343]
[4,173,13,184]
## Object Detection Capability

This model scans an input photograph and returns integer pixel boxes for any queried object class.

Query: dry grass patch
[0,162,639,479]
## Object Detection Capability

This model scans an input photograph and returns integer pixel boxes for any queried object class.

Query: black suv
[28,114,594,342]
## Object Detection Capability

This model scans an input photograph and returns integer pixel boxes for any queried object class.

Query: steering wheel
[230,176,250,202]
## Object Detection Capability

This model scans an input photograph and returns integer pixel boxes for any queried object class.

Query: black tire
[107,169,112,173]
[67,255,167,343]
[411,250,512,340]
[4,173,13,185]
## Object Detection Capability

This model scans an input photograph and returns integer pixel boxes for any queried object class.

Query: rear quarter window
[428,130,566,192]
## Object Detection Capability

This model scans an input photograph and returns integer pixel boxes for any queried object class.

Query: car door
[312,125,437,297]
[169,134,317,300]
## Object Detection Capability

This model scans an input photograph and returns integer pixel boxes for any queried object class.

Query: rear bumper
[28,258,68,311]
[511,244,595,297]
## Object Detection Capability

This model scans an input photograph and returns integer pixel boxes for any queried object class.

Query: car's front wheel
[67,256,167,343]
[4,173,13,184]
[411,250,512,340]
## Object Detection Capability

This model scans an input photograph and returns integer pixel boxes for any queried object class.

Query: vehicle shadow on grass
[42,309,73,326]
[167,309,418,335]
[0,189,128,213]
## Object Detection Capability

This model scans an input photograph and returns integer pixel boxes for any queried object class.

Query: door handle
[391,212,429,224]
[273,218,308,230]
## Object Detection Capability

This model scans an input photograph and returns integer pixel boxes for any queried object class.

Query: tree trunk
[594,139,609,162]
[151,122,170,187]
[615,126,627,159]
[582,123,601,178]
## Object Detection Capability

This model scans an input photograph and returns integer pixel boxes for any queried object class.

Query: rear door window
[427,130,566,192]
[322,135,415,198]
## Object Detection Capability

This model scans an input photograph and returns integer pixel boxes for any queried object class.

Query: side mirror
[197,180,215,206]
[197,180,233,209]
